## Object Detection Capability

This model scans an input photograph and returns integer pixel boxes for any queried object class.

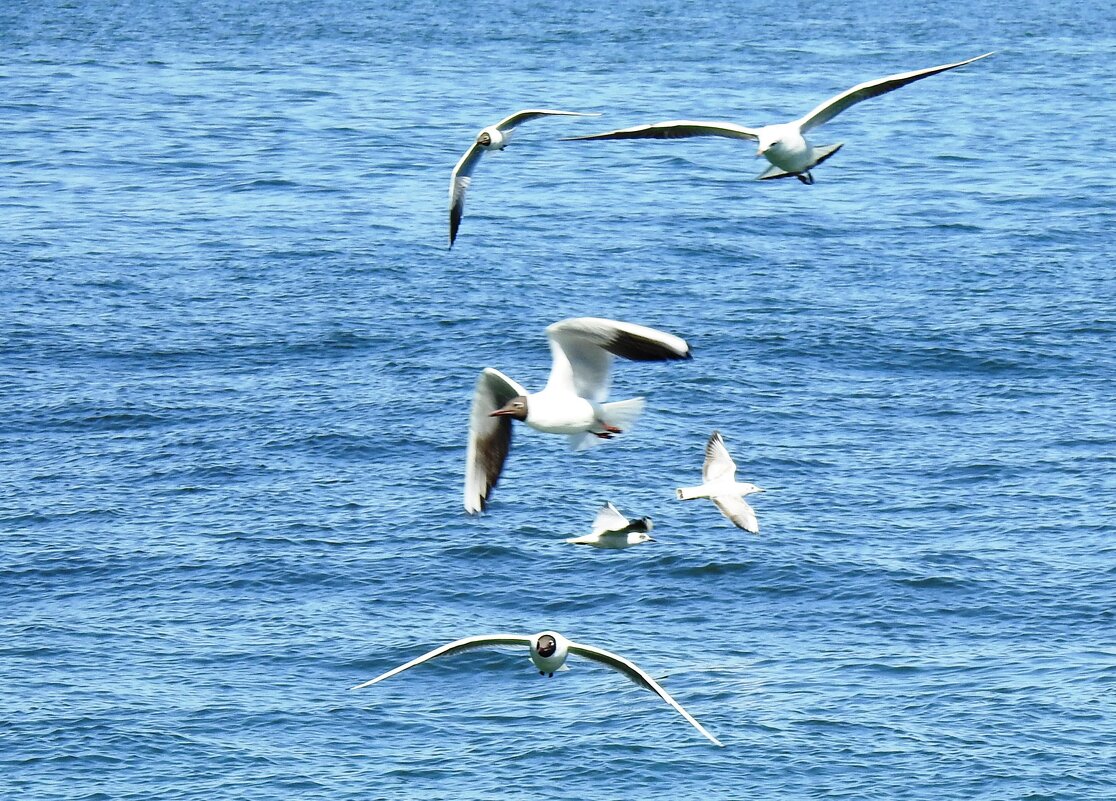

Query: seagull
[566,501,654,548]
[565,52,992,184]
[449,109,600,247]
[465,317,691,514]
[677,431,764,533]
[350,630,723,746]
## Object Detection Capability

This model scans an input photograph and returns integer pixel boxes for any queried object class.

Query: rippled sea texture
[2,1,1114,799]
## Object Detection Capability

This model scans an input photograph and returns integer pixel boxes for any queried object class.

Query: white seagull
[566,52,992,184]
[449,109,600,247]
[350,630,723,747]
[566,501,655,549]
[677,431,764,533]
[465,317,691,514]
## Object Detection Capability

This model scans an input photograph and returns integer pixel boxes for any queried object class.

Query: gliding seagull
[465,317,692,514]
[350,630,723,746]
[566,501,654,549]
[566,53,992,184]
[449,109,599,247]
[677,431,765,533]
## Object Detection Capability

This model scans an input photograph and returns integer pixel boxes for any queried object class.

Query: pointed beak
[489,408,515,418]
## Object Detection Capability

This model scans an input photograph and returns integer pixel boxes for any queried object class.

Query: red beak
[489,408,515,417]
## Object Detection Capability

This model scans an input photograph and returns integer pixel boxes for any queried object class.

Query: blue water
[3,0,1114,798]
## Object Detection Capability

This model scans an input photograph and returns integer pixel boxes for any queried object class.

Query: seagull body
[464,317,692,514]
[350,630,723,747]
[677,431,764,533]
[566,53,992,184]
[566,502,654,548]
[449,109,599,247]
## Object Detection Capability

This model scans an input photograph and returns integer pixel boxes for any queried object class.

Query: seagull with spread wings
[449,109,599,247]
[677,431,765,534]
[566,53,992,184]
[464,317,691,514]
[566,501,655,549]
[350,630,723,746]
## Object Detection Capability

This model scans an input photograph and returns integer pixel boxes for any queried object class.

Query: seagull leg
[796,172,815,185]
[592,422,623,439]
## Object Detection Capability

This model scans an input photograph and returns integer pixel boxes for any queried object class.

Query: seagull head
[756,135,780,157]
[535,633,558,657]
[634,532,655,544]
[490,396,528,421]
[477,131,492,147]
[738,483,765,496]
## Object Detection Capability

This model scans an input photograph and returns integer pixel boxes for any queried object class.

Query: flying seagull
[449,109,600,247]
[677,431,764,533]
[566,53,992,184]
[465,317,691,514]
[350,630,723,746]
[566,501,655,548]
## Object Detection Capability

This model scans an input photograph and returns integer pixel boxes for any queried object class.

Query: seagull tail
[676,485,709,501]
[600,397,646,430]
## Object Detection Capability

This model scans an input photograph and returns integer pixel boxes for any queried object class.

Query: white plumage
[566,53,992,184]
[464,317,692,514]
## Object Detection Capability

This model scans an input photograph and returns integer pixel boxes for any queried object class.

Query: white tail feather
[676,485,708,500]
[600,397,645,429]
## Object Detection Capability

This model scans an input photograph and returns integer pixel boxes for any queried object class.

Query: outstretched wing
[712,495,759,534]
[702,431,737,483]
[565,120,760,142]
[567,641,724,747]
[591,501,632,536]
[494,108,601,132]
[351,634,532,690]
[449,142,485,247]
[544,317,691,402]
[464,368,529,514]
[796,52,993,133]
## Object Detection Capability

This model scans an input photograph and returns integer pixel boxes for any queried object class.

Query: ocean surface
[2,1,1114,798]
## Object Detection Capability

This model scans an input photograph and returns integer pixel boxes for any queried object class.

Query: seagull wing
[494,108,601,132]
[591,501,632,536]
[796,52,994,133]
[567,641,724,747]
[449,142,485,247]
[565,120,759,142]
[544,317,692,402]
[702,431,737,483]
[712,495,759,534]
[350,634,532,690]
[464,368,529,514]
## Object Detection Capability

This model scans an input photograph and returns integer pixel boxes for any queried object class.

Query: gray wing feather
[797,52,994,133]
[566,120,759,142]
[449,142,485,247]
[464,368,528,514]
[351,634,532,690]
[702,431,737,483]
[494,108,600,131]
[545,317,691,402]
[567,641,724,747]
[712,495,759,534]
[591,502,632,536]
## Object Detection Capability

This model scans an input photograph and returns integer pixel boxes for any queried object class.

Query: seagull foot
[797,171,815,185]
[593,431,615,440]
